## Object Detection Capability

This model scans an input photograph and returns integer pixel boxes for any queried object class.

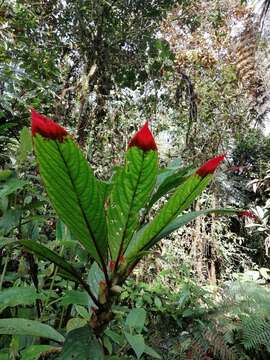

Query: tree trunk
[191,200,205,281]
[207,193,217,285]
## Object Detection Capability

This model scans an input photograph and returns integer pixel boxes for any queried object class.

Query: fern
[183,281,270,359]
[189,323,239,360]
[241,316,270,350]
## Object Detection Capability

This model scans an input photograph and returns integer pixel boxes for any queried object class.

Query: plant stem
[43,245,65,312]
[58,306,65,330]
[0,254,9,291]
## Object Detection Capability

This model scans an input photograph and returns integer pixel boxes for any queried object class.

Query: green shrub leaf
[146,208,239,248]
[0,318,64,343]
[56,326,103,359]
[61,290,89,306]
[125,174,212,261]
[20,240,81,283]
[107,147,158,260]
[125,308,146,333]
[124,332,145,359]
[148,165,193,208]
[33,135,107,265]
[0,287,45,313]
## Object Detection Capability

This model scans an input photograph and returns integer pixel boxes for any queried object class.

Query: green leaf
[124,332,145,359]
[144,345,162,359]
[20,240,81,283]
[104,329,123,345]
[87,262,105,307]
[0,319,64,343]
[33,135,107,265]
[149,165,193,208]
[0,352,8,360]
[125,308,146,333]
[74,305,91,320]
[103,336,113,355]
[0,169,13,182]
[0,237,18,249]
[66,318,87,333]
[21,345,59,360]
[0,287,45,313]
[17,127,32,164]
[107,147,158,260]
[147,208,239,248]
[56,326,103,360]
[99,180,112,203]
[56,220,72,242]
[61,290,89,307]
[0,178,28,198]
[0,209,22,234]
[154,296,162,309]
[125,174,212,261]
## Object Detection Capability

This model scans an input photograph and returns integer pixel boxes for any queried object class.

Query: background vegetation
[1,0,270,359]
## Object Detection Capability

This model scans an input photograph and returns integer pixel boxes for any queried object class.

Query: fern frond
[241,315,270,350]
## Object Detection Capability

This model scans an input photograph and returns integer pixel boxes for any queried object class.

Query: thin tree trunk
[191,200,204,281]
[208,193,217,285]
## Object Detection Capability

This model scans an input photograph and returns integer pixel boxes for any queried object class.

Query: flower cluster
[31,110,67,141]
[196,154,225,177]
[128,122,157,152]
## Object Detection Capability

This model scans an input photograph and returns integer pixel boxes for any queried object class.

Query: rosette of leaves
[10,109,241,357]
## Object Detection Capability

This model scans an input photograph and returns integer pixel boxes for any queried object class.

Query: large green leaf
[0,287,45,313]
[20,240,80,283]
[124,332,145,359]
[125,308,146,333]
[125,174,212,261]
[145,208,239,249]
[33,135,107,265]
[148,165,193,209]
[0,318,64,343]
[99,180,113,203]
[107,147,158,260]
[56,326,103,359]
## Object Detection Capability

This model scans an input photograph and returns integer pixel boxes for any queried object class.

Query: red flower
[196,154,225,177]
[239,210,257,221]
[128,122,157,152]
[31,109,68,141]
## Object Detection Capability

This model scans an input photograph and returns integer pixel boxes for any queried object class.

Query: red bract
[109,260,116,272]
[196,154,225,177]
[239,210,257,221]
[31,109,68,141]
[128,122,157,152]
